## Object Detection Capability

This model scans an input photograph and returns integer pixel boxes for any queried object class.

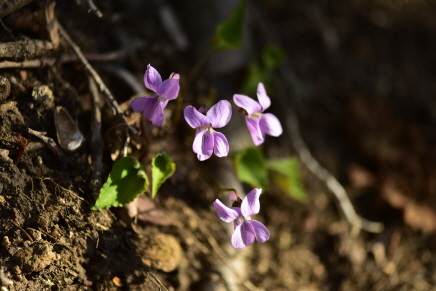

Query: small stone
[2,236,10,248]
[31,85,53,103]
[141,233,182,273]
[54,106,84,152]
[11,266,21,275]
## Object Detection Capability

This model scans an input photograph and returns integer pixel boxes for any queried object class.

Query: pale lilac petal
[198,105,207,115]
[213,131,229,157]
[184,106,209,128]
[257,82,271,111]
[192,129,206,153]
[249,220,270,243]
[156,79,180,100]
[259,113,283,137]
[206,100,232,128]
[229,192,238,202]
[144,64,162,92]
[141,96,168,127]
[213,199,242,222]
[171,73,180,80]
[232,222,255,249]
[130,96,150,113]
[233,94,262,115]
[193,129,214,161]
[245,116,264,146]
[241,188,262,217]
[233,218,243,230]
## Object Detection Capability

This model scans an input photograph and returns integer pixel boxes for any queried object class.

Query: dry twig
[85,0,103,18]
[88,77,104,195]
[0,52,122,69]
[56,21,124,119]
[0,39,54,60]
[28,128,63,158]
[56,20,133,156]
[10,220,34,241]
[285,108,384,233]
[0,0,34,18]
[146,272,169,291]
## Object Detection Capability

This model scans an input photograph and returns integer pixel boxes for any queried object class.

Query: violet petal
[245,116,265,146]
[241,188,261,217]
[259,113,283,137]
[233,94,262,115]
[249,220,270,243]
[156,79,180,100]
[233,218,243,230]
[229,192,238,202]
[206,100,232,128]
[193,129,214,161]
[198,105,207,115]
[213,199,242,223]
[256,82,271,111]
[192,129,206,154]
[144,64,162,92]
[184,106,209,128]
[141,96,168,127]
[130,96,150,113]
[212,131,229,158]
[232,222,255,249]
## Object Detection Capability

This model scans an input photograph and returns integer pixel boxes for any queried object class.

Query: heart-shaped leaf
[266,158,307,202]
[92,156,149,210]
[212,0,246,51]
[151,152,176,198]
[233,147,267,189]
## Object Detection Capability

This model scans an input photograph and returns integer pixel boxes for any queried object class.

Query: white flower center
[199,126,214,133]
[250,112,263,119]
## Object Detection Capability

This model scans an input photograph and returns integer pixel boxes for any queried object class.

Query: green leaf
[151,152,176,198]
[241,44,286,95]
[212,0,246,51]
[240,63,268,96]
[266,158,307,202]
[92,156,149,210]
[233,147,267,189]
[261,44,286,71]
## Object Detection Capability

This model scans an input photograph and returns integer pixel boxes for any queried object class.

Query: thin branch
[85,0,103,18]
[56,20,124,119]
[88,77,104,195]
[56,20,133,156]
[146,272,169,291]
[28,128,63,158]
[285,110,384,233]
[10,220,34,241]
[0,0,34,18]
[0,51,122,69]
[0,39,54,60]
[99,65,144,95]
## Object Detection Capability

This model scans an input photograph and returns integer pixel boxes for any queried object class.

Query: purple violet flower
[184,100,232,161]
[130,64,180,127]
[213,188,270,249]
[233,82,282,146]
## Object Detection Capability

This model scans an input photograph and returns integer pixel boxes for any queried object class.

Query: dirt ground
[2,0,436,290]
